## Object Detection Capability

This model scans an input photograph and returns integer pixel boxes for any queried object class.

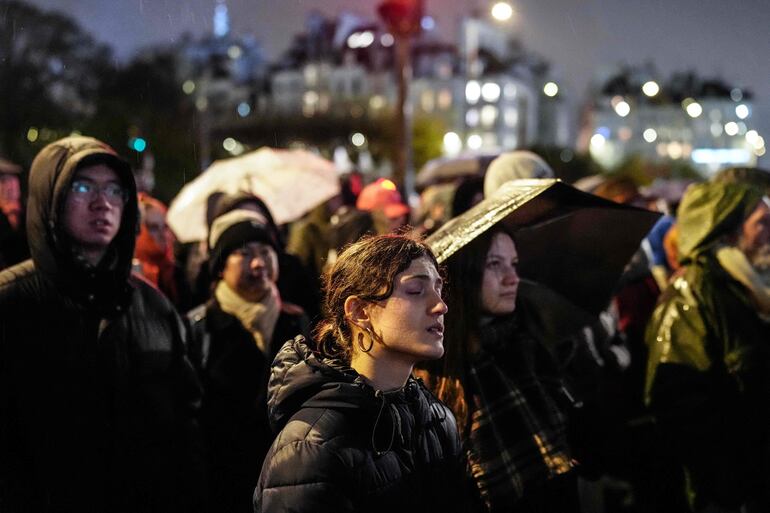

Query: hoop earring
[358,329,374,353]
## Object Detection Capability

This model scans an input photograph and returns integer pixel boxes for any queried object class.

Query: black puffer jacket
[0,137,205,513]
[254,336,467,513]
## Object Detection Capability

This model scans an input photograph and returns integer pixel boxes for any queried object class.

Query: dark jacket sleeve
[254,437,354,513]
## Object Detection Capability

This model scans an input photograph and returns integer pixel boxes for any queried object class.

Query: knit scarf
[466,314,574,510]
[716,245,770,317]
[215,280,281,354]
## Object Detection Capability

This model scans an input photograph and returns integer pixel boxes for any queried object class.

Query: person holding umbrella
[421,179,659,513]
[253,234,467,513]
[425,226,579,512]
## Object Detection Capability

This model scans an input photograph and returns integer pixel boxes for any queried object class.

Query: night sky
[25,0,770,166]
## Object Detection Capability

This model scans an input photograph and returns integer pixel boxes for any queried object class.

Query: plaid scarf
[466,314,575,511]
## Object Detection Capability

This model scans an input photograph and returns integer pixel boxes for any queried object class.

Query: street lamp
[377,0,423,197]
[490,1,514,22]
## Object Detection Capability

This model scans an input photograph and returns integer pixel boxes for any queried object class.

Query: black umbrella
[426,179,661,316]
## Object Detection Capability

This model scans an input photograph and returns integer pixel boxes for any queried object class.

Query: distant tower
[214,0,230,37]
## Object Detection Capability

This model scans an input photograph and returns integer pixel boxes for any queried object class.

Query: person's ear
[344,295,371,330]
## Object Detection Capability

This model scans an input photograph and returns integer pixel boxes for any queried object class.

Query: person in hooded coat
[253,234,467,513]
[0,136,205,513]
[646,181,770,512]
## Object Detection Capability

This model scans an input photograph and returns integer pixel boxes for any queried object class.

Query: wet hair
[313,233,440,363]
[423,226,515,435]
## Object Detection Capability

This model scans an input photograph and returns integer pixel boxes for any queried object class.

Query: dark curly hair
[313,233,440,363]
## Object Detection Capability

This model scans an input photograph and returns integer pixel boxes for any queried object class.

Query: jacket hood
[27,136,138,308]
[267,336,374,432]
[267,336,445,452]
[676,181,762,262]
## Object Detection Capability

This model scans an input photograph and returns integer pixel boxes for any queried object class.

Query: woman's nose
[503,267,519,286]
[431,292,448,315]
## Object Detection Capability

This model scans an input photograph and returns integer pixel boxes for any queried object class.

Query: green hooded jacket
[645,181,770,511]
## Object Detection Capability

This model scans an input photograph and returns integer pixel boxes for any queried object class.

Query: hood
[267,336,444,453]
[676,181,762,262]
[483,150,554,197]
[267,336,374,432]
[27,136,138,308]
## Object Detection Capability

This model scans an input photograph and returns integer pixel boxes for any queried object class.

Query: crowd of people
[1,135,769,513]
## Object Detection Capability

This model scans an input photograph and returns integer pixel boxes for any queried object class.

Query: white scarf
[716,245,770,318]
[215,280,281,354]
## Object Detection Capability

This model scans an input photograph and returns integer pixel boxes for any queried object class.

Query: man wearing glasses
[0,136,205,512]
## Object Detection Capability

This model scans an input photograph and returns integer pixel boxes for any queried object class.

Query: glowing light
[725,122,739,136]
[227,45,242,59]
[465,109,479,127]
[614,101,631,117]
[465,81,481,103]
[667,142,683,160]
[27,127,39,142]
[756,147,766,157]
[348,31,375,49]
[642,81,660,97]
[380,33,394,47]
[303,91,319,105]
[237,102,251,117]
[443,132,462,155]
[481,105,498,127]
[504,83,517,98]
[730,88,743,102]
[358,31,375,48]
[421,16,435,31]
[351,132,366,147]
[195,97,208,111]
[369,95,386,110]
[590,133,606,148]
[182,80,196,95]
[735,104,750,119]
[503,108,518,127]
[543,82,559,97]
[643,128,657,143]
[752,136,765,150]
[692,148,752,165]
[128,137,147,152]
[710,123,723,137]
[491,2,514,21]
[222,138,237,152]
[746,130,760,145]
[481,82,501,102]
[685,101,703,118]
[467,134,483,150]
[380,179,397,191]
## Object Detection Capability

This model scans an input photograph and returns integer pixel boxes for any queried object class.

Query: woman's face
[366,256,448,364]
[480,232,520,315]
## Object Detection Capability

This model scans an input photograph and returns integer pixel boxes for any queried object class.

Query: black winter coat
[0,137,205,513]
[254,336,468,513]
[187,299,309,513]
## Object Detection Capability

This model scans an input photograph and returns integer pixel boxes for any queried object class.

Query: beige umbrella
[168,147,340,242]
[426,179,660,315]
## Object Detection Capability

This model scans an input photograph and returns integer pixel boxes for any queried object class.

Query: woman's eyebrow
[402,274,443,287]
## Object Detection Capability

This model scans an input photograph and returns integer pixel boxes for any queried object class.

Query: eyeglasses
[69,180,127,205]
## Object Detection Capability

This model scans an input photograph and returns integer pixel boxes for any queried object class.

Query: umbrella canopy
[168,147,340,242]
[416,152,498,191]
[426,179,661,315]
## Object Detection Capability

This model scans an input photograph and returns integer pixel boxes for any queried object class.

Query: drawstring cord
[371,390,395,456]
